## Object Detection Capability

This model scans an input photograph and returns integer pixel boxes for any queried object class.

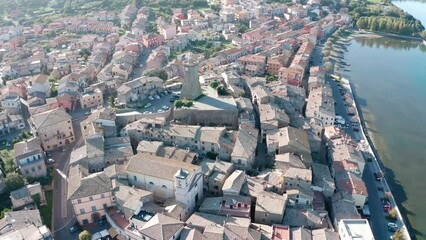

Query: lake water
[343,2,426,238]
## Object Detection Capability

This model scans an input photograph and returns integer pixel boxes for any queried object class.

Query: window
[77,199,81,203]
[80,209,85,214]
[89,197,93,201]
[133,176,137,181]
[162,185,167,189]
[91,206,96,211]
[101,194,105,198]
[149,182,154,185]
[82,219,89,225]
[32,167,36,172]
[103,204,108,209]
[38,165,42,170]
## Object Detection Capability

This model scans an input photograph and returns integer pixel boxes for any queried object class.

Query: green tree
[239,25,249,34]
[21,130,31,139]
[0,149,16,173]
[324,62,333,73]
[323,50,331,57]
[108,96,115,108]
[210,81,219,89]
[5,173,26,192]
[266,74,278,82]
[183,100,193,108]
[387,208,397,220]
[145,69,168,81]
[174,100,184,109]
[50,85,58,97]
[32,193,41,206]
[79,230,91,240]
[48,76,58,83]
[0,208,11,218]
[392,229,405,240]
[217,86,228,95]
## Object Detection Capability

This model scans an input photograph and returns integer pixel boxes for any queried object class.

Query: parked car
[70,226,78,234]
[197,152,206,160]
[387,223,398,232]
[46,158,55,164]
[148,96,154,101]
[374,172,383,181]
[158,109,164,113]
[97,219,106,226]
[144,103,152,109]
[45,151,52,157]
[383,203,391,213]
[84,111,91,116]
[60,147,65,152]
[143,111,151,114]
[154,95,160,100]
[162,105,169,110]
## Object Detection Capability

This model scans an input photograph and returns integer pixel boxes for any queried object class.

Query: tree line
[356,16,424,36]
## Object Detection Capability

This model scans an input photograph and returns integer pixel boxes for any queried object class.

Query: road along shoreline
[339,75,412,240]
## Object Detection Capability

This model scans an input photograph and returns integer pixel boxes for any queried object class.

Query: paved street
[50,46,152,239]
[312,44,393,239]
[52,106,87,240]
[131,47,152,80]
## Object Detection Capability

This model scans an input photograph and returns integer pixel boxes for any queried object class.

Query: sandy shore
[353,30,423,42]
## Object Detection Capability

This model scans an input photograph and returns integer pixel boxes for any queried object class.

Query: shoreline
[348,80,414,240]
[333,34,414,239]
[354,30,424,42]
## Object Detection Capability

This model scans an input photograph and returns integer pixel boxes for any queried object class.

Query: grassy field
[367,0,383,3]
[40,191,53,228]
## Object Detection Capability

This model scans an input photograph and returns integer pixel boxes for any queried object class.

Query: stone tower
[181,58,202,100]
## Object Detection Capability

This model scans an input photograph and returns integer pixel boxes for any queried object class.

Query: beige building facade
[80,88,103,109]
[31,108,74,151]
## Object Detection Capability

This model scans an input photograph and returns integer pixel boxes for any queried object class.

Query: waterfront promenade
[339,75,412,240]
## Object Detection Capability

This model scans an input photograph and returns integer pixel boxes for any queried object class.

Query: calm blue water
[343,4,426,236]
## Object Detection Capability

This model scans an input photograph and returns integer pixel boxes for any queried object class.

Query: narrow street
[52,107,86,240]
[131,47,152,80]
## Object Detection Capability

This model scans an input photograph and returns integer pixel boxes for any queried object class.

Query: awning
[116,235,127,240]
[108,227,118,238]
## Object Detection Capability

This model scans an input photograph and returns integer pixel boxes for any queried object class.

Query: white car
[143,111,150,114]
[158,109,164,113]
[148,96,154,101]
[162,105,169,110]
[144,103,152,108]
[154,95,161,100]
[387,223,398,231]
[47,158,55,164]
